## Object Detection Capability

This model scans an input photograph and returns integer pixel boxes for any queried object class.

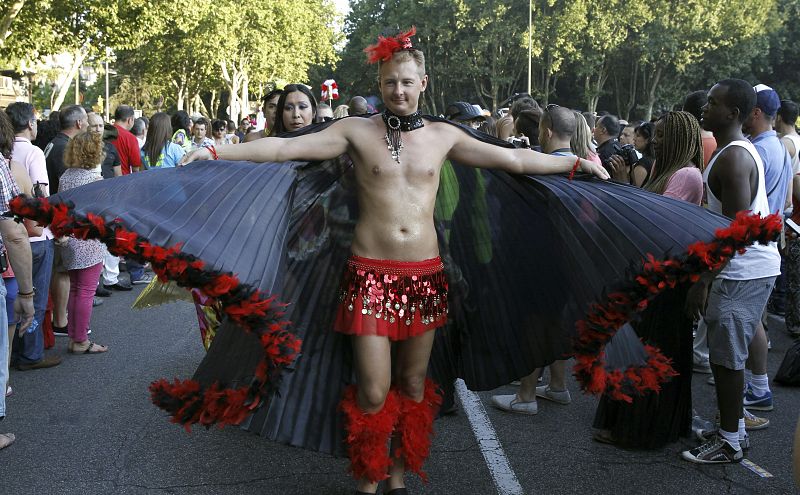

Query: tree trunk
[238,73,249,123]
[643,65,663,121]
[624,60,639,120]
[210,89,218,119]
[52,46,88,111]
[0,0,25,46]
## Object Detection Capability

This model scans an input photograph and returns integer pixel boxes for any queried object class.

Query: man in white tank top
[682,79,780,464]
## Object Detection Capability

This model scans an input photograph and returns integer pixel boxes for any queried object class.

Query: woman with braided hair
[646,110,705,205]
[592,110,705,448]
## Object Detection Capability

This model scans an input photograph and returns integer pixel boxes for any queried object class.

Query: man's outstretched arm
[181,120,354,165]
[448,128,609,180]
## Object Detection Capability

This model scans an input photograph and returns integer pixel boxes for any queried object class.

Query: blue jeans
[13,240,53,365]
[0,278,8,417]
[127,258,144,282]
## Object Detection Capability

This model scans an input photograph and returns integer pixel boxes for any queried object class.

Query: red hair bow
[364,26,417,64]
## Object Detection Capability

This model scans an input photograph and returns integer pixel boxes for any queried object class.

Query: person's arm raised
[180,120,354,165]
[447,127,609,180]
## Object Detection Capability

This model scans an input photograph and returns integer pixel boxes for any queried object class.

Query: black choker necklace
[381,110,424,163]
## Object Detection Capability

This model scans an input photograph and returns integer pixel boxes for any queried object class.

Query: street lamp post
[105,47,111,121]
[528,0,532,95]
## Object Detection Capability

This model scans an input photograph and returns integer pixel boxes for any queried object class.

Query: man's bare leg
[352,335,392,494]
[51,271,69,328]
[746,322,768,375]
[386,330,437,491]
[712,363,744,436]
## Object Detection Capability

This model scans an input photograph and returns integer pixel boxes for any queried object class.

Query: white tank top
[703,140,780,280]
[784,134,800,175]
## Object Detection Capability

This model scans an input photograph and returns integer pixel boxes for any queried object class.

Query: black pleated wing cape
[43,118,740,455]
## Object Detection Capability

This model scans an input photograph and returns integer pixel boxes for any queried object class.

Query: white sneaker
[490,394,538,415]
[535,385,571,405]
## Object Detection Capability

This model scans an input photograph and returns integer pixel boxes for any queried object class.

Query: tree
[634,0,774,119]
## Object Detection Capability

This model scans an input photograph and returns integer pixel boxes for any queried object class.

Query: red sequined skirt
[334,255,448,341]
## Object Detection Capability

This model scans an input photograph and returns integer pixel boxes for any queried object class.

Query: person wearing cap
[739,84,794,415]
[444,101,485,129]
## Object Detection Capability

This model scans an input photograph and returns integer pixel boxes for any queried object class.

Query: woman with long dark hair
[268,84,318,136]
[142,113,186,169]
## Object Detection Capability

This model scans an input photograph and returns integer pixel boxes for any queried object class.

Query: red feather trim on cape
[572,211,781,402]
[8,195,301,431]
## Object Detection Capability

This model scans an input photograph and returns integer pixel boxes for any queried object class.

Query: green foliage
[4,0,798,119]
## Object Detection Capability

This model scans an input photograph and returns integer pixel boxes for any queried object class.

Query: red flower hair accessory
[365,26,417,64]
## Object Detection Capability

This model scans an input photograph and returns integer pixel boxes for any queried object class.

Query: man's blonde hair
[379,50,427,79]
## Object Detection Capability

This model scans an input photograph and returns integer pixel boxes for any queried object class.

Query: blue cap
[754,84,780,117]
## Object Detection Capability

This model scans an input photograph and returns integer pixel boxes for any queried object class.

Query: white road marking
[455,379,525,495]
[741,459,773,478]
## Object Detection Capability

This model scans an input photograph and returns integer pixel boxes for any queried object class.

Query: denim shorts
[706,276,776,370]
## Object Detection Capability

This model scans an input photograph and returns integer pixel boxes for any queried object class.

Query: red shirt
[112,124,142,175]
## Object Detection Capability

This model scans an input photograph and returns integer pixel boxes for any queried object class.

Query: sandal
[0,433,15,450]
[69,341,108,354]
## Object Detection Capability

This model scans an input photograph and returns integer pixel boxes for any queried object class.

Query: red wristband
[204,145,219,160]
[568,157,581,181]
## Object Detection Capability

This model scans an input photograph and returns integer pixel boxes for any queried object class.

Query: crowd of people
[0,34,799,493]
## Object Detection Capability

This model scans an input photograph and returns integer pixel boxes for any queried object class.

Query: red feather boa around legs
[339,385,401,483]
[393,379,443,482]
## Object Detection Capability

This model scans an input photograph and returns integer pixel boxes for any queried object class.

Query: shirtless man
[182,29,608,495]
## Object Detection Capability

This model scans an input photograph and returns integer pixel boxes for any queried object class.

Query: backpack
[774,339,800,386]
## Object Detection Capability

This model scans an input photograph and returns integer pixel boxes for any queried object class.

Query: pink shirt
[662,166,703,205]
[12,137,52,241]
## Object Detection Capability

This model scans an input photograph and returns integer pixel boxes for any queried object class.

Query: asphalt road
[1,278,798,495]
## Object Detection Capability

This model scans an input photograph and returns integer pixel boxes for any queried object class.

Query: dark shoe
[131,273,154,285]
[681,435,743,464]
[104,282,132,291]
[386,489,408,495]
[16,355,62,371]
[95,285,112,297]
[92,297,104,307]
[53,326,68,337]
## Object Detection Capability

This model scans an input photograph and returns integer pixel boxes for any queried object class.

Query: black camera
[509,137,529,149]
[614,143,639,167]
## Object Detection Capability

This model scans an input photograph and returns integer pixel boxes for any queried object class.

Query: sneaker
[681,435,743,464]
[713,410,770,431]
[743,409,769,430]
[490,394,538,415]
[743,389,773,411]
[52,326,68,337]
[697,429,750,451]
[131,273,154,285]
[693,361,712,374]
[535,385,571,405]
[92,297,104,307]
[5,385,11,397]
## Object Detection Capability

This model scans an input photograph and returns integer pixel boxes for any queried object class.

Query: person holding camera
[607,121,653,187]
